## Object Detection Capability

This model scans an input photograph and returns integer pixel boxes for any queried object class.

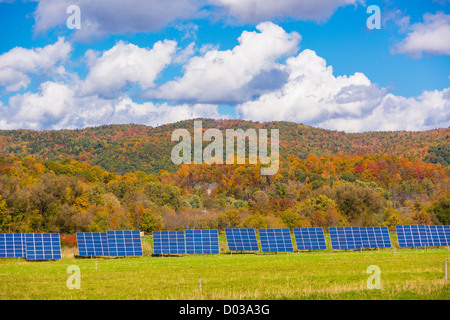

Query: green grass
[1,234,449,300]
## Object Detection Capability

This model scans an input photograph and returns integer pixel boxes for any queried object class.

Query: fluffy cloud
[0,38,223,130]
[150,22,300,103]
[236,49,449,132]
[34,0,204,41]
[212,0,360,23]
[0,81,224,130]
[3,81,74,129]
[0,37,71,92]
[79,40,177,98]
[31,0,360,41]
[0,22,448,132]
[318,90,450,132]
[236,49,385,125]
[393,12,450,57]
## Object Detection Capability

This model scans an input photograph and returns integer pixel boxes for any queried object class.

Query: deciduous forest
[0,119,448,235]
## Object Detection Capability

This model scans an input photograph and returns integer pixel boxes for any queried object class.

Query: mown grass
[0,234,449,300]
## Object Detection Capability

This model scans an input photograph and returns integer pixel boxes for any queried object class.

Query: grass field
[1,234,449,300]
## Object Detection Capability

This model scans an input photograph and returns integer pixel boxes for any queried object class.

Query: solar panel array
[293,228,327,250]
[0,233,25,258]
[24,233,62,260]
[396,225,450,247]
[0,233,61,260]
[2,225,448,261]
[361,227,392,248]
[427,225,450,246]
[76,232,109,256]
[107,230,143,257]
[329,227,391,250]
[185,229,220,254]
[259,229,294,252]
[225,228,259,251]
[153,231,186,254]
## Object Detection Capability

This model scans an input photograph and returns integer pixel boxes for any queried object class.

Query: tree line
[0,153,447,235]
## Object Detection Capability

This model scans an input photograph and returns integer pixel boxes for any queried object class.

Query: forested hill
[0,119,448,174]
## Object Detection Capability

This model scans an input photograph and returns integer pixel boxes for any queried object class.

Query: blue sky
[0,0,448,132]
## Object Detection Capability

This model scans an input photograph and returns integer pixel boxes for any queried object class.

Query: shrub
[60,234,77,247]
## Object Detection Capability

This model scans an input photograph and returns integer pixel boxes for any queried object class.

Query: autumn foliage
[0,120,448,235]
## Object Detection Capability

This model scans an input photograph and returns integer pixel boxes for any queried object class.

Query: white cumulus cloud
[31,0,361,41]
[0,37,71,92]
[393,12,450,57]
[236,48,449,132]
[0,21,448,133]
[149,22,300,103]
[212,0,360,23]
[34,0,205,41]
[79,40,178,99]
[0,81,224,130]
[3,81,75,130]
[0,37,225,130]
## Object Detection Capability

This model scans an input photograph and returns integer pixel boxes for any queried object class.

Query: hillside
[0,119,448,234]
[0,119,448,175]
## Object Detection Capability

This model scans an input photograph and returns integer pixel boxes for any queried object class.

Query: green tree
[242,213,268,229]
[321,183,386,224]
[302,195,343,227]
[429,195,450,225]
[140,209,161,233]
[0,196,11,232]
[382,209,404,231]
[279,209,300,229]
[307,194,336,211]
[250,191,269,214]
[411,209,432,225]
[217,209,241,229]
[188,194,202,209]
[274,182,288,199]
[144,182,183,211]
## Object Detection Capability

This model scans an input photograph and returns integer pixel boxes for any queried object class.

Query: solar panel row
[427,225,450,246]
[153,228,329,254]
[329,227,391,250]
[186,230,220,254]
[2,225,448,260]
[0,233,61,260]
[0,233,25,258]
[153,231,185,255]
[76,232,109,256]
[107,230,143,257]
[396,225,450,247]
[152,229,220,255]
[225,228,259,251]
[294,228,327,250]
[259,228,294,252]
[24,233,62,260]
[76,231,143,257]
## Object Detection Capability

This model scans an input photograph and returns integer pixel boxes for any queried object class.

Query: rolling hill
[0,119,448,175]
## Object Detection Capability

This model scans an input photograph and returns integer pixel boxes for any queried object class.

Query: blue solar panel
[427,225,450,247]
[329,227,391,250]
[107,230,143,257]
[0,233,25,258]
[225,228,259,251]
[76,232,109,256]
[259,229,293,252]
[330,227,360,249]
[361,227,392,248]
[396,225,449,247]
[293,228,327,250]
[185,230,219,254]
[24,233,61,260]
[153,231,186,254]
[396,225,427,247]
